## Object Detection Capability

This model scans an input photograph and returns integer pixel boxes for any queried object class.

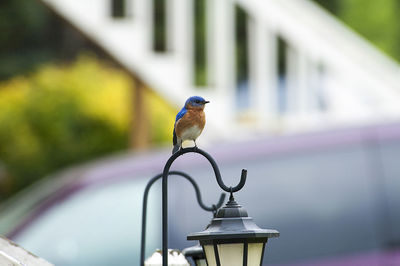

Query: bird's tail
[172,145,179,154]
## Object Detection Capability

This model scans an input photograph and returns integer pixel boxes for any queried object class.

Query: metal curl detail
[140,170,226,266]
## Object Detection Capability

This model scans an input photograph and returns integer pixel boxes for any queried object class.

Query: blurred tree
[0,55,175,201]
[339,0,400,62]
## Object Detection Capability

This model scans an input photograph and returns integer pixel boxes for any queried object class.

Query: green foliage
[313,0,400,62]
[0,55,175,200]
[338,0,400,61]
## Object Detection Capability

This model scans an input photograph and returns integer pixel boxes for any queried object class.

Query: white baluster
[296,50,309,114]
[248,19,277,125]
[286,45,312,115]
[286,47,311,115]
[166,0,194,86]
[308,60,325,112]
[98,0,109,20]
[286,46,315,127]
[133,0,153,51]
[126,0,133,17]
[285,45,297,114]
[207,0,235,122]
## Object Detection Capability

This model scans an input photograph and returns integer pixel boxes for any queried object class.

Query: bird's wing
[175,107,187,122]
[173,128,177,146]
[173,107,186,146]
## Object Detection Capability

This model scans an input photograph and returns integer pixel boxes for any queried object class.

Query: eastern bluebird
[172,96,209,154]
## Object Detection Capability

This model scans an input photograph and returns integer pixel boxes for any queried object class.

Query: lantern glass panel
[203,245,217,266]
[247,243,264,266]
[218,243,244,266]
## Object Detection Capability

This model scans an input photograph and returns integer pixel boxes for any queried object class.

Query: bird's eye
[195,100,200,103]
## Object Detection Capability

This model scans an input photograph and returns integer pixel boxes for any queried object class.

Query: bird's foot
[179,146,198,152]
[193,140,199,150]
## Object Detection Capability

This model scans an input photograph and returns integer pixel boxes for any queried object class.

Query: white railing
[41,0,400,140]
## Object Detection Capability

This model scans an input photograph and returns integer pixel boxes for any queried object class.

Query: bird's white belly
[181,126,202,141]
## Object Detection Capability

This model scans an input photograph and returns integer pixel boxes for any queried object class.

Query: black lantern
[182,245,206,266]
[187,195,279,266]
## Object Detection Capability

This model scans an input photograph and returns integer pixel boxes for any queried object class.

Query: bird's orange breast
[175,109,206,138]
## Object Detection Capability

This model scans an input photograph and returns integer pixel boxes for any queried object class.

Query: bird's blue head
[185,96,210,108]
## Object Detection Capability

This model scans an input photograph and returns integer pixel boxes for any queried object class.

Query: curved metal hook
[140,170,226,266]
[165,147,247,193]
[161,147,247,265]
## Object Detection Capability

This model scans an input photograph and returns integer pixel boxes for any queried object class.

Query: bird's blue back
[175,107,187,122]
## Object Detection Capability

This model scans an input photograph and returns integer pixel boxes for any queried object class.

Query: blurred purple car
[1,122,400,266]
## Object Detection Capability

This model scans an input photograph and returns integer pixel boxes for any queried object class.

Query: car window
[13,177,161,266]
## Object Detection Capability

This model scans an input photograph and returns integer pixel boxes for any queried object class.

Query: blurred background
[1,0,400,265]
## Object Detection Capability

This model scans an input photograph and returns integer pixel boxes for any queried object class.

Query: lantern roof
[187,195,279,241]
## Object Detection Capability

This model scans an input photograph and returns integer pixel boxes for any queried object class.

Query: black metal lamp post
[161,147,279,265]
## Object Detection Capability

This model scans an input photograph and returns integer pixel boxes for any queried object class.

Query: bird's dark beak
[204,100,210,104]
